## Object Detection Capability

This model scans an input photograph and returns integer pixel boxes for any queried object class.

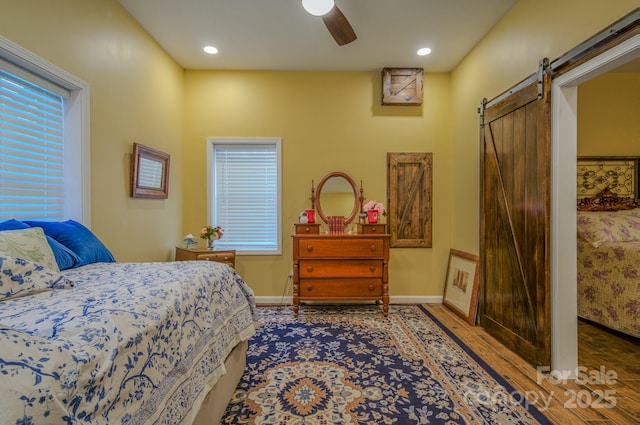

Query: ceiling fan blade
[321,5,357,46]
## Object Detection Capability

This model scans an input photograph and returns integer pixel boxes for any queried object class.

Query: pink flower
[363,200,385,216]
[200,225,223,240]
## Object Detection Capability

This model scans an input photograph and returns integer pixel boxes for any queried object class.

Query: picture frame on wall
[130,143,170,199]
[443,249,480,325]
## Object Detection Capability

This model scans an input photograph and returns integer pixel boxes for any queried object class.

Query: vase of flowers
[200,225,224,250]
[363,200,385,224]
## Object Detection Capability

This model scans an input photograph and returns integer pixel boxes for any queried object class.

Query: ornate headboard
[577,157,640,211]
[577,156,640,199]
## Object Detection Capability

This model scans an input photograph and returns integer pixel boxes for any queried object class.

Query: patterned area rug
[221,305,552,424]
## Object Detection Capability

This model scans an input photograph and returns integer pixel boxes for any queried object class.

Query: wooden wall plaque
[387,152,432,247]
[382,68,424,105]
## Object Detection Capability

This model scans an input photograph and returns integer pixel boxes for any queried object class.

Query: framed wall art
[130,143,170,199]
[442,249,480,325]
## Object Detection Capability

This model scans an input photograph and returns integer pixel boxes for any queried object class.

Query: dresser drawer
[294,223,320,234]
[299,279,382,298]
[299,259,382,278]
[358,223,386,234]
[297,239,385,258]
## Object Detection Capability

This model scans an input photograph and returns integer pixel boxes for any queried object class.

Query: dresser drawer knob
[370,227,377,232]
[369,266,375,272]
[368,285,375,291]
[306,245,314,252]
[306,266,313,272]
[369,245,376,252]
[307,286,313,291]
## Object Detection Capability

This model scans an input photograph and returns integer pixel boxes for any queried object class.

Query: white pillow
[0,227,60,272]
[0,254,74,301]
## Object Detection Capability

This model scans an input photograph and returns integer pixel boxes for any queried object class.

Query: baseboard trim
[255,295,442,305]
[391,295,443,304]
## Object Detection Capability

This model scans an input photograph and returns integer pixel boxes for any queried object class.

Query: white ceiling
[118,0,518,72]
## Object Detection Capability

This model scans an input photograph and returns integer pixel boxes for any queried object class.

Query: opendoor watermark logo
[465,366,618,412]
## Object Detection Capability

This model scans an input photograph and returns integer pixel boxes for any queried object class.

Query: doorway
[551,35,639,377]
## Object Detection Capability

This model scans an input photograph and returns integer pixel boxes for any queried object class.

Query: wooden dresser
[175,247,236,268]
[291,233,390,317]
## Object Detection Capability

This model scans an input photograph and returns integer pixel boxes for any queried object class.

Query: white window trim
[206,137,282,255]
[0,35,90,224]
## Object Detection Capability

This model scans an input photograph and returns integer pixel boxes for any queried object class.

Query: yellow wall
[449,0,638,255]
[183,70,452,297]
[0,0,185,262]
[578,72,640,155]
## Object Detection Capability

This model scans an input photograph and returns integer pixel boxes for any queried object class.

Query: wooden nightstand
[175,247,236,268]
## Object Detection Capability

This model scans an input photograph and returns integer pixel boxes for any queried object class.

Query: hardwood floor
[423,304,640,424]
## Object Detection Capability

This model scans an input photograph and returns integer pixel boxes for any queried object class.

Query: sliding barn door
[479,61,551,366]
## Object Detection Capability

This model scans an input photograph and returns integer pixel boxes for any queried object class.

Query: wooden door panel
[480,70,551,366]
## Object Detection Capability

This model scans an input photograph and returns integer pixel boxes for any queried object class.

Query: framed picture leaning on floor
[443,249,480,325]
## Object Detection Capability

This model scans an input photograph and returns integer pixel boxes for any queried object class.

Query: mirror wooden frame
[130,143,170,199]
[314,171,362,224]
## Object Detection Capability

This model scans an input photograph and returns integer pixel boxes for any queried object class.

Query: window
[207,138,282,255]
[0,36,89,223]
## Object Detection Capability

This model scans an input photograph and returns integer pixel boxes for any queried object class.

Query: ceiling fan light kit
[303,0,357,46]
[302,0,334,16]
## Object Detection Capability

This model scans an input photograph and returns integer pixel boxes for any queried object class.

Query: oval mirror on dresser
[315,171,361,224]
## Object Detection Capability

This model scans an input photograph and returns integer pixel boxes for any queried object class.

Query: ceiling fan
[302,0,357,46]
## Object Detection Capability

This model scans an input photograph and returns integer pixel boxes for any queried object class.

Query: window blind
[212,143,279,253]
[0,69,65,220]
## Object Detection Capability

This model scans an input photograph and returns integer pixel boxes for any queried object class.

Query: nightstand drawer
[299,259,382,278]
[175,247,236,268]
[299,279,382,298]
[196,252,235,266]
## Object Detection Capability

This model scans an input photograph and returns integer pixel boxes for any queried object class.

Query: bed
[576,157,640,338]
[0,219,256,424]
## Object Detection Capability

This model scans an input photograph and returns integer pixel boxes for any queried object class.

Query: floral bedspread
[0,261,256,424]
[577,239,640,337]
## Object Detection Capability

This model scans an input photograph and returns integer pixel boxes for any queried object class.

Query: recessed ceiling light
[204,46,218,55]
[417,48,432,56]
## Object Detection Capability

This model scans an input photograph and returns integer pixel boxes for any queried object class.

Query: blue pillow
[0,219,29,231]
[24,220,115,267]
[47,238,83,270]
[0,219,83,270]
